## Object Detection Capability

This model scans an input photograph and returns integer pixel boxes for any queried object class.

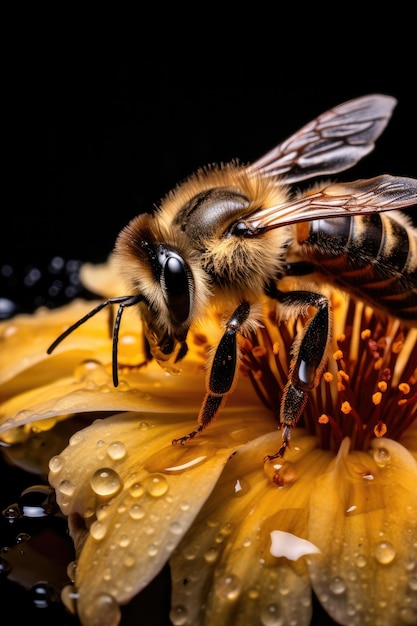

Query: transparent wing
[244,175,417,232]
[247,94,397,184]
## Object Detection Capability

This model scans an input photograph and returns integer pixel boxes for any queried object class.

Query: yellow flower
[1,257,416,626]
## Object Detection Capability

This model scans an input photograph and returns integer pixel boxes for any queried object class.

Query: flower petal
[47,407,274,626]
[308,437,417,626]
[170,432,333,626]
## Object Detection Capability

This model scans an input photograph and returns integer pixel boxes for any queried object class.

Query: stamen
[374,421,388,437]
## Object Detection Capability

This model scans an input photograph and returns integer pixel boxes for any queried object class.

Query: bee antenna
[47,296,144,390]
[46,300,112,354]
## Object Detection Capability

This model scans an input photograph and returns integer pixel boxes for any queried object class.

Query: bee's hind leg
[265,286,331,461]
[172,302,251,446]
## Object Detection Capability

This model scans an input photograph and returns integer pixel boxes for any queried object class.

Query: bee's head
[114,213,210,372]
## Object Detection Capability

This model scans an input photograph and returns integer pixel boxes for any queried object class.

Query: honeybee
[48,94,417,460]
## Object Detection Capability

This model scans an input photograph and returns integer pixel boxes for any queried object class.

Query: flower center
[240,297,417,453]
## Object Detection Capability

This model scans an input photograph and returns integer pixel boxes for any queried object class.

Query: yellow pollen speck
[338,370,349,381]
[398,382,411,394]
[341,401,352,414]
[398,399,407,406]
[377,381,387,392]
[374,421,387,437]
[374,357,383,370]
[272,342,280,354]
[337,333,346,343]
[318,414,329,424]
[333,349,343,361]
[361,329,371,340]
[323,372,333,382]
[392,339,404,354]
[337,383,346,392]
[372,391,382,405]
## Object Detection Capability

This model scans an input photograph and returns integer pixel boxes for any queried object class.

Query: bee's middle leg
[172,302,250,446]
[265,289,331,461]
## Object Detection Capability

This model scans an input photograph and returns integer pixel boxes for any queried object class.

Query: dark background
[4,43,417,316]
[2,22,416,626]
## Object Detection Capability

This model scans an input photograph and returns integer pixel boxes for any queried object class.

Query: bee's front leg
[172,302,250,446]
[265,287,331,461]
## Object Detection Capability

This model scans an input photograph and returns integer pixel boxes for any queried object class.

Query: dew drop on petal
[60,584,79,614]
[129,503,145,520]
[49,455,65,473]
[147,544,159,557]
[66,560,77,582]
[373,447,391,468]
[59,479,75,497]
[90,468,122,496]
[90,520,108,540]
[233,477,250,496]
[84,592,121,626]
[354,554,367,568]
[143,473,169,497]
[216,573,241,600]
[69,431,85,446]
[204,546,219,563]
[399,607,417,625]
[107,441,127,461]
[129,482,145,498]
[329,576,347,595]
[169,521,183,535]
[260,602,284,626]
[374,541,396,564]
[169,604,189,626]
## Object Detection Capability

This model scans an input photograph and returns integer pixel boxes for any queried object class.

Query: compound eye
[161,252,192,324]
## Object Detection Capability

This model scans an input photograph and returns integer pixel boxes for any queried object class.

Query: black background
[2,18,416,626]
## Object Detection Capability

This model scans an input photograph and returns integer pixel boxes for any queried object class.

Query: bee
[48,94,417,461]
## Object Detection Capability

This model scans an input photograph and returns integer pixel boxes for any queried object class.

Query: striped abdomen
[297,212,417,323]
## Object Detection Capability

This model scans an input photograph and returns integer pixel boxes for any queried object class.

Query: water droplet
[61,584,79,614]
[354,554,367,568]
[374,540,396,564]
[74,359,108,383]
[129,482,145,498]
[49,455,65,473]
[143,473,169,497]
[90,520,108,540]
[16,532,31,544]
[84,592,121,626]
[20,484,58,517]
[30,581,59,608]
[118,534,130,548]
[399,607,417,625]
[234,477,250,496]
[2,503,21,521]
[373,447,391,467]
[69,431,84,446]
[129,503,145,520]
[66,560,77,582]
[58,479,75,496]
[204,546,219,563]
[170,604,189,625]
[147,544,159,557]
[408,576,417,591]
[0,557,12,576]
[123,553,136,568]
[90,468,122,496]
[145,443,215,474]
[169,521,183,535]
[329,576,346,595]
[260,602,283,625]
[217,573,241,600]
[107,441,127,460]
